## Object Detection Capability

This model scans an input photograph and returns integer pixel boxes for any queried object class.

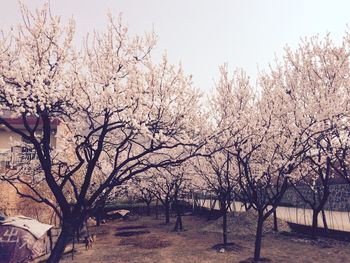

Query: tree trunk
[321,209,328,233]
[47,223,74,263]
[155,199,159,219]
[48,229,53,252]
[222,208,228,247]
[96,214,101,226]
[146,202,151,216]
[191,192,195,213]
[253,212,264,262]
[165,203,170,224]
[96,209,102,226]
[316,184,330,235]
[273,209,278,232]
[173,214,183,231]
[311,209,319,238]
[76,228,80,242]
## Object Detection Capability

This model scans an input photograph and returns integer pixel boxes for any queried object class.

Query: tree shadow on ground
[239,257,271,263]
[119,235,172,249]
[277,231,348,248]
[116,225,147,231]
[115,230,150,237]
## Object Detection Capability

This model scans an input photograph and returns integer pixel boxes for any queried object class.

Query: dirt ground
[60,214,350,263]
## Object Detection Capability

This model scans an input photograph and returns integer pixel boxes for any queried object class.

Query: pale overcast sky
[1,0,350,91]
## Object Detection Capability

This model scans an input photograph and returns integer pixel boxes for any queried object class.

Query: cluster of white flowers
[4,4,350,223]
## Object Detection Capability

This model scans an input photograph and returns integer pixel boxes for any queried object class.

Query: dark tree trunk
[173,214,183,231]
[155,199,159,219]
[222,208,228,247]
[273,209,278,232]
[165,203,170,224]
[96,208,103,226]
[253,212,264,262]
[48,229,53,252]
[316,184,330,234]
[75,228,80,242]
[192,192,195,213]
[47,222,74,263]
[173,199,183,231]
[321,209,328,233]
[146,202,151,216]
[311,209,319,238]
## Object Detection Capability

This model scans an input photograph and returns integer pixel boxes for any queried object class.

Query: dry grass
[61,215,350,263]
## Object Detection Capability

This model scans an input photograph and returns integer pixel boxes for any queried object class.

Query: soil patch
[116,225,147,231]
[119,234,172,249]
[115,230,150,237]
[212,242,244,252]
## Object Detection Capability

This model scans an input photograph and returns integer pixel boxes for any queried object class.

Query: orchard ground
[60,214,350,263]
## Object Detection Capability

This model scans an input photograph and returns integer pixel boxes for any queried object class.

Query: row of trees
[2,4,350,263]
[0,4,209,262]
[192,34,350,261]
[126,166,189,231]
[134,35,350,261]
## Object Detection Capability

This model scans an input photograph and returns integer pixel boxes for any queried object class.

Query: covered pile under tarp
[107,209,130,217]
[0,216,53,263]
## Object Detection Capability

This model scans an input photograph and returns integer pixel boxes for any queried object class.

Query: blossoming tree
[266,34,350,235]
[0,4,206,262]
[148,165,190,227]
[211,64,305,261]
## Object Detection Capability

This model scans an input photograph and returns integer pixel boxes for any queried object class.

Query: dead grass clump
[115,230,150,237]
[119,235,172,249]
